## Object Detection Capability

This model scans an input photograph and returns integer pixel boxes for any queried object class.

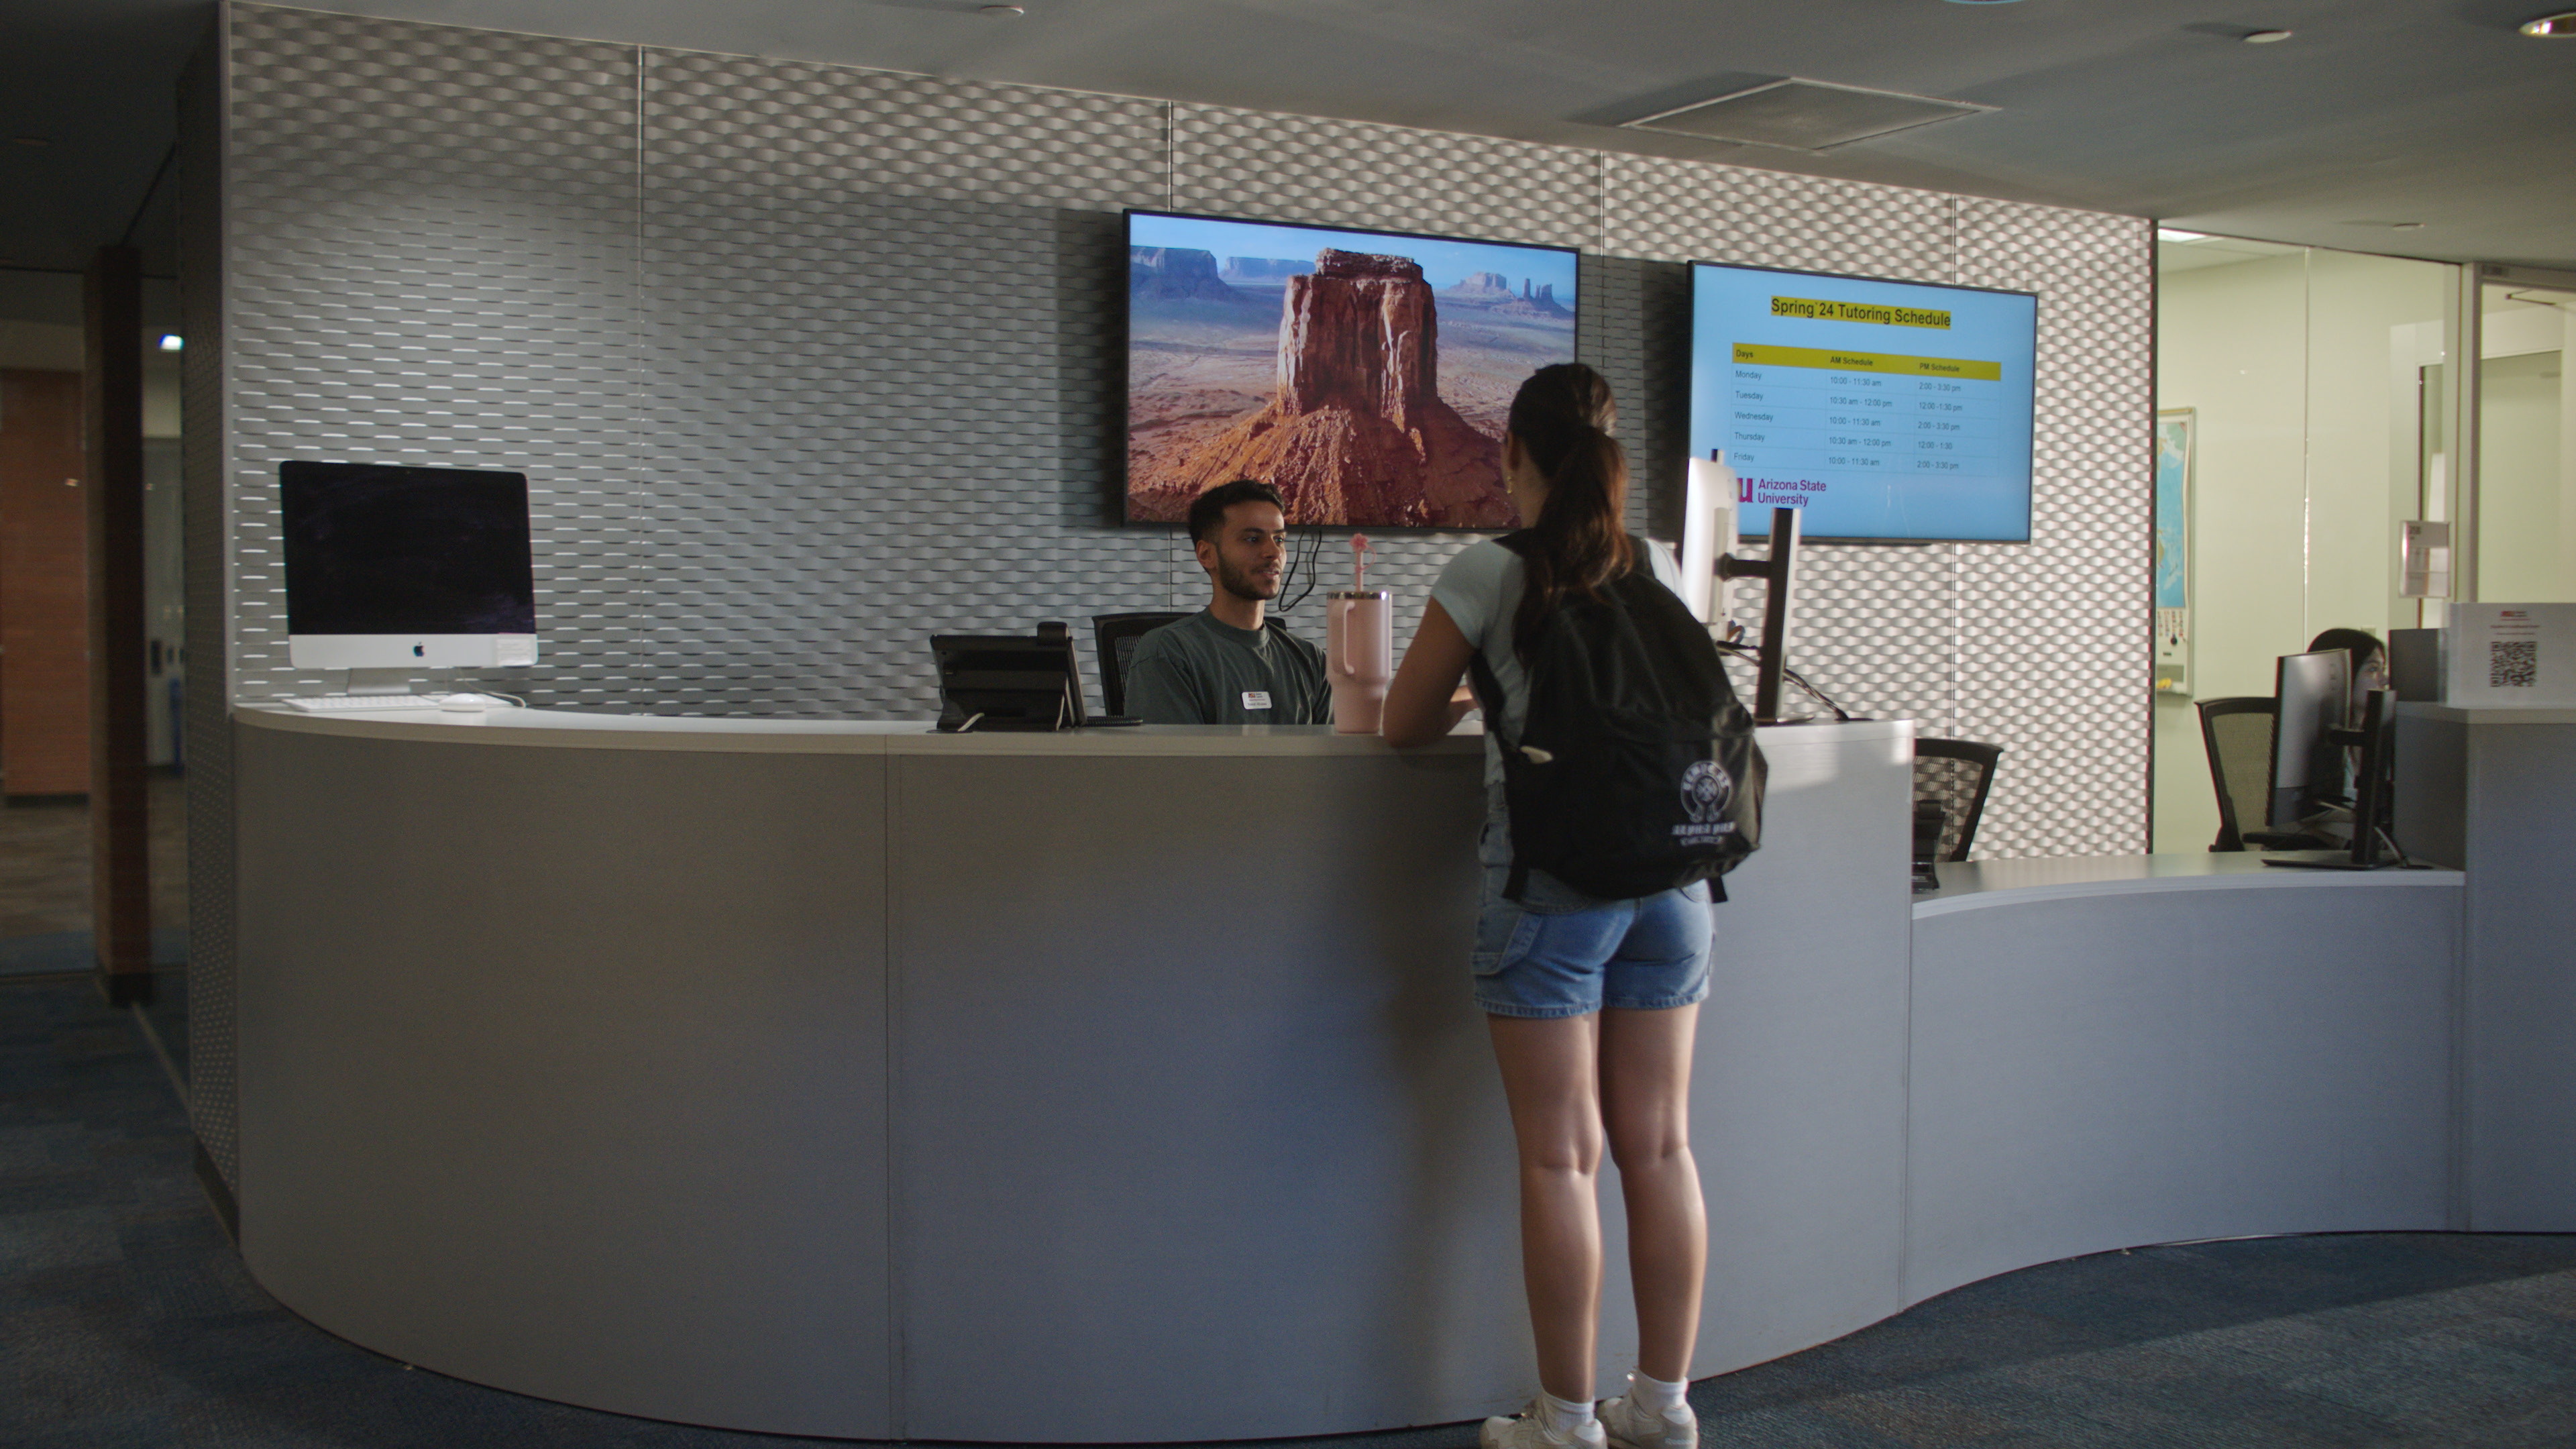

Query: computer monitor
[2266,688,2404,871]
[280,461,538,670]
[2266,648,2350,830]
[1676,454,1739,625]
[2345,688,2397,866]
[930,623,1087,733]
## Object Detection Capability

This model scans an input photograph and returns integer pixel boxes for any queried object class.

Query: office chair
[1913,737,2003,863]
[1091,612,1191,716]
[2197,696,2276,851]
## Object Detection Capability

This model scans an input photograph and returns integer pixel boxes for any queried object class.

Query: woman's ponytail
[1507,364,1633,659]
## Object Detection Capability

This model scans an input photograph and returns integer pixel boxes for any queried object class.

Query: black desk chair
[2198,696,2277,851]
[1914,737,2003,863]
[1092,612,1191,717]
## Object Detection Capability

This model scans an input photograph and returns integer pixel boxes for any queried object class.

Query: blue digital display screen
[1689,263,2037,543]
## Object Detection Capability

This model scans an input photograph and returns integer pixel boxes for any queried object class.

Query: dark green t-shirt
[1124,610,1332,725]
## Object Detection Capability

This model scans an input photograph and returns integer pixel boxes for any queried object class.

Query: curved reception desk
[230,706,2500,1442]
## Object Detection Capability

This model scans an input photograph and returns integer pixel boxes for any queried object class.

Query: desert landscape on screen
[1126,217,1576,529]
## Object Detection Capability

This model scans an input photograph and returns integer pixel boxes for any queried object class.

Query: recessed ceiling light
[158,335,184,352]
[2243,29,2294,43]
[2155,228,2213,242]
[980,4,1024,13]
[2522,11,2576,35]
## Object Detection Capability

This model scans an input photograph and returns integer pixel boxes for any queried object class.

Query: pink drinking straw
[1351,533,1373,592]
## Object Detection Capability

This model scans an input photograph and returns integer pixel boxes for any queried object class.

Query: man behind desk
[1126,479,1332,725]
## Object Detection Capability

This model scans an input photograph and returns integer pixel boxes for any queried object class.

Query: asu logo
[1680,759,1733,824]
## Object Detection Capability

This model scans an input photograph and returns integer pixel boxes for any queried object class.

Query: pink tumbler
[1328,589,1394,734]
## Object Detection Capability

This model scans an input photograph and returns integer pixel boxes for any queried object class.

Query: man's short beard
[1217,556,1280,602]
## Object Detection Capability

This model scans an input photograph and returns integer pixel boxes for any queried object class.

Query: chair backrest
[1913,737,2003,863]
[1092,612,1192,716]
[2197,696,2277,851]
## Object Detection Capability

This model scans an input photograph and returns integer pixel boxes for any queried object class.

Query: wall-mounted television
[1125,209,1578,529]
[1688,262,2037,543]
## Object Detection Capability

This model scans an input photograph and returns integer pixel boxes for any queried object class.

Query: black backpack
[1466,533,1766,902]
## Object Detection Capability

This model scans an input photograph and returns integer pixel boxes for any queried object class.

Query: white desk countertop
[236,704,1492,755]
[1915,851,2463,918]
[237,703,1909,756]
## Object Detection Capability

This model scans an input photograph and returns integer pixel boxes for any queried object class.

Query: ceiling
[4,0,2573,313]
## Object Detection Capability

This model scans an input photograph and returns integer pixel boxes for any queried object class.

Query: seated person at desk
[1126,479,1332,726]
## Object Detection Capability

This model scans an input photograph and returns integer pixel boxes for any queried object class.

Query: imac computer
[280,461,538,700]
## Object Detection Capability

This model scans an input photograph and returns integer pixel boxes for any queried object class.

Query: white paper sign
[2446,603,2576,708]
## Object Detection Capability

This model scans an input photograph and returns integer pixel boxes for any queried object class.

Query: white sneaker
[1481,1400,1609,1449]
[1597,1390,1697,1449]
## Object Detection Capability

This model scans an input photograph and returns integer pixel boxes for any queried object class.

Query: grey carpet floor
[5,969,2573,1448]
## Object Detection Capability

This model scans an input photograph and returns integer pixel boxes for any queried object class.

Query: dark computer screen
[2267,649,2351,829]
[279,462,537,635]
[930,631,1086,732]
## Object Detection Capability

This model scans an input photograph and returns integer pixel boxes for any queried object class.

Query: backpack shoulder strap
[1464,639,1512,753]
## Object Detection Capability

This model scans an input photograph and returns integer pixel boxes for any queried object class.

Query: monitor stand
[343,668,420,697]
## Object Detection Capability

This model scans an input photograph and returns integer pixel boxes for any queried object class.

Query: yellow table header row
[1732,341,2003,382]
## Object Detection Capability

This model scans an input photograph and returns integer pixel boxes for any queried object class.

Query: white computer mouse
[437,693,489,712]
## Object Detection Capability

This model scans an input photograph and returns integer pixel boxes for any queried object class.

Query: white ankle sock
[1625,1368,1687,1415]
[1539,1390,1595,1433]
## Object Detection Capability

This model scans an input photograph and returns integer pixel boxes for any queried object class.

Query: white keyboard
[278,694,447,712]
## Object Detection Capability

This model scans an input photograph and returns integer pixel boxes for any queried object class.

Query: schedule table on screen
[1720,342,2004,484]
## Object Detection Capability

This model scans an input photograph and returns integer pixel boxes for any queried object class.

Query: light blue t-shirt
[1430,537,1686,851]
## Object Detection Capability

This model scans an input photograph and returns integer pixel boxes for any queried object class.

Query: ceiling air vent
[1622,79,1992,151]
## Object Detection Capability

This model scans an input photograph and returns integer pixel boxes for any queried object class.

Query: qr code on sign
[2490,639,2538,688]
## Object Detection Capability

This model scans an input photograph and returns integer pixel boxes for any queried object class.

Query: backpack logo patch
[1676,759,1738,843]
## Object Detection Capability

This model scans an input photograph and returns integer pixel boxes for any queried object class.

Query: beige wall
[2150,247,2447,852]
[0,320,81,372]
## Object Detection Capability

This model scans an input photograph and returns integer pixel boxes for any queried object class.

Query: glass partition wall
[2477,274,2575,604]
[2151,237,2455,853]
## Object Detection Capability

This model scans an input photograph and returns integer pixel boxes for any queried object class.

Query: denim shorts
[1470,859,1715,1020]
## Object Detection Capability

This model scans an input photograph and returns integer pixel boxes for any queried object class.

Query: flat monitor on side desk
[2266,688,2408,870]
[280,461,539,680]
[2265,649,2349,832]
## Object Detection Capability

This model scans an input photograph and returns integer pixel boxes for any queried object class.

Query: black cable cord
[1713,639,1853,722]
[1275,525,1326,614]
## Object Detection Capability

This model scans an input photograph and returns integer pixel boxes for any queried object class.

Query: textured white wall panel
[201,3,2153,1181]
[1957,197,2155,858]
[1175,104,1603,252]
[227,6,644,710]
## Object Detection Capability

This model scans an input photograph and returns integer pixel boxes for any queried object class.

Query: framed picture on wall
[2154,409,2194,694]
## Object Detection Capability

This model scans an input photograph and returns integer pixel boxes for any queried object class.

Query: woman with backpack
[1383,363,1712,1449]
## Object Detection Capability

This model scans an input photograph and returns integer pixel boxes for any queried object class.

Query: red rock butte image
[1128,245,1573,529]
